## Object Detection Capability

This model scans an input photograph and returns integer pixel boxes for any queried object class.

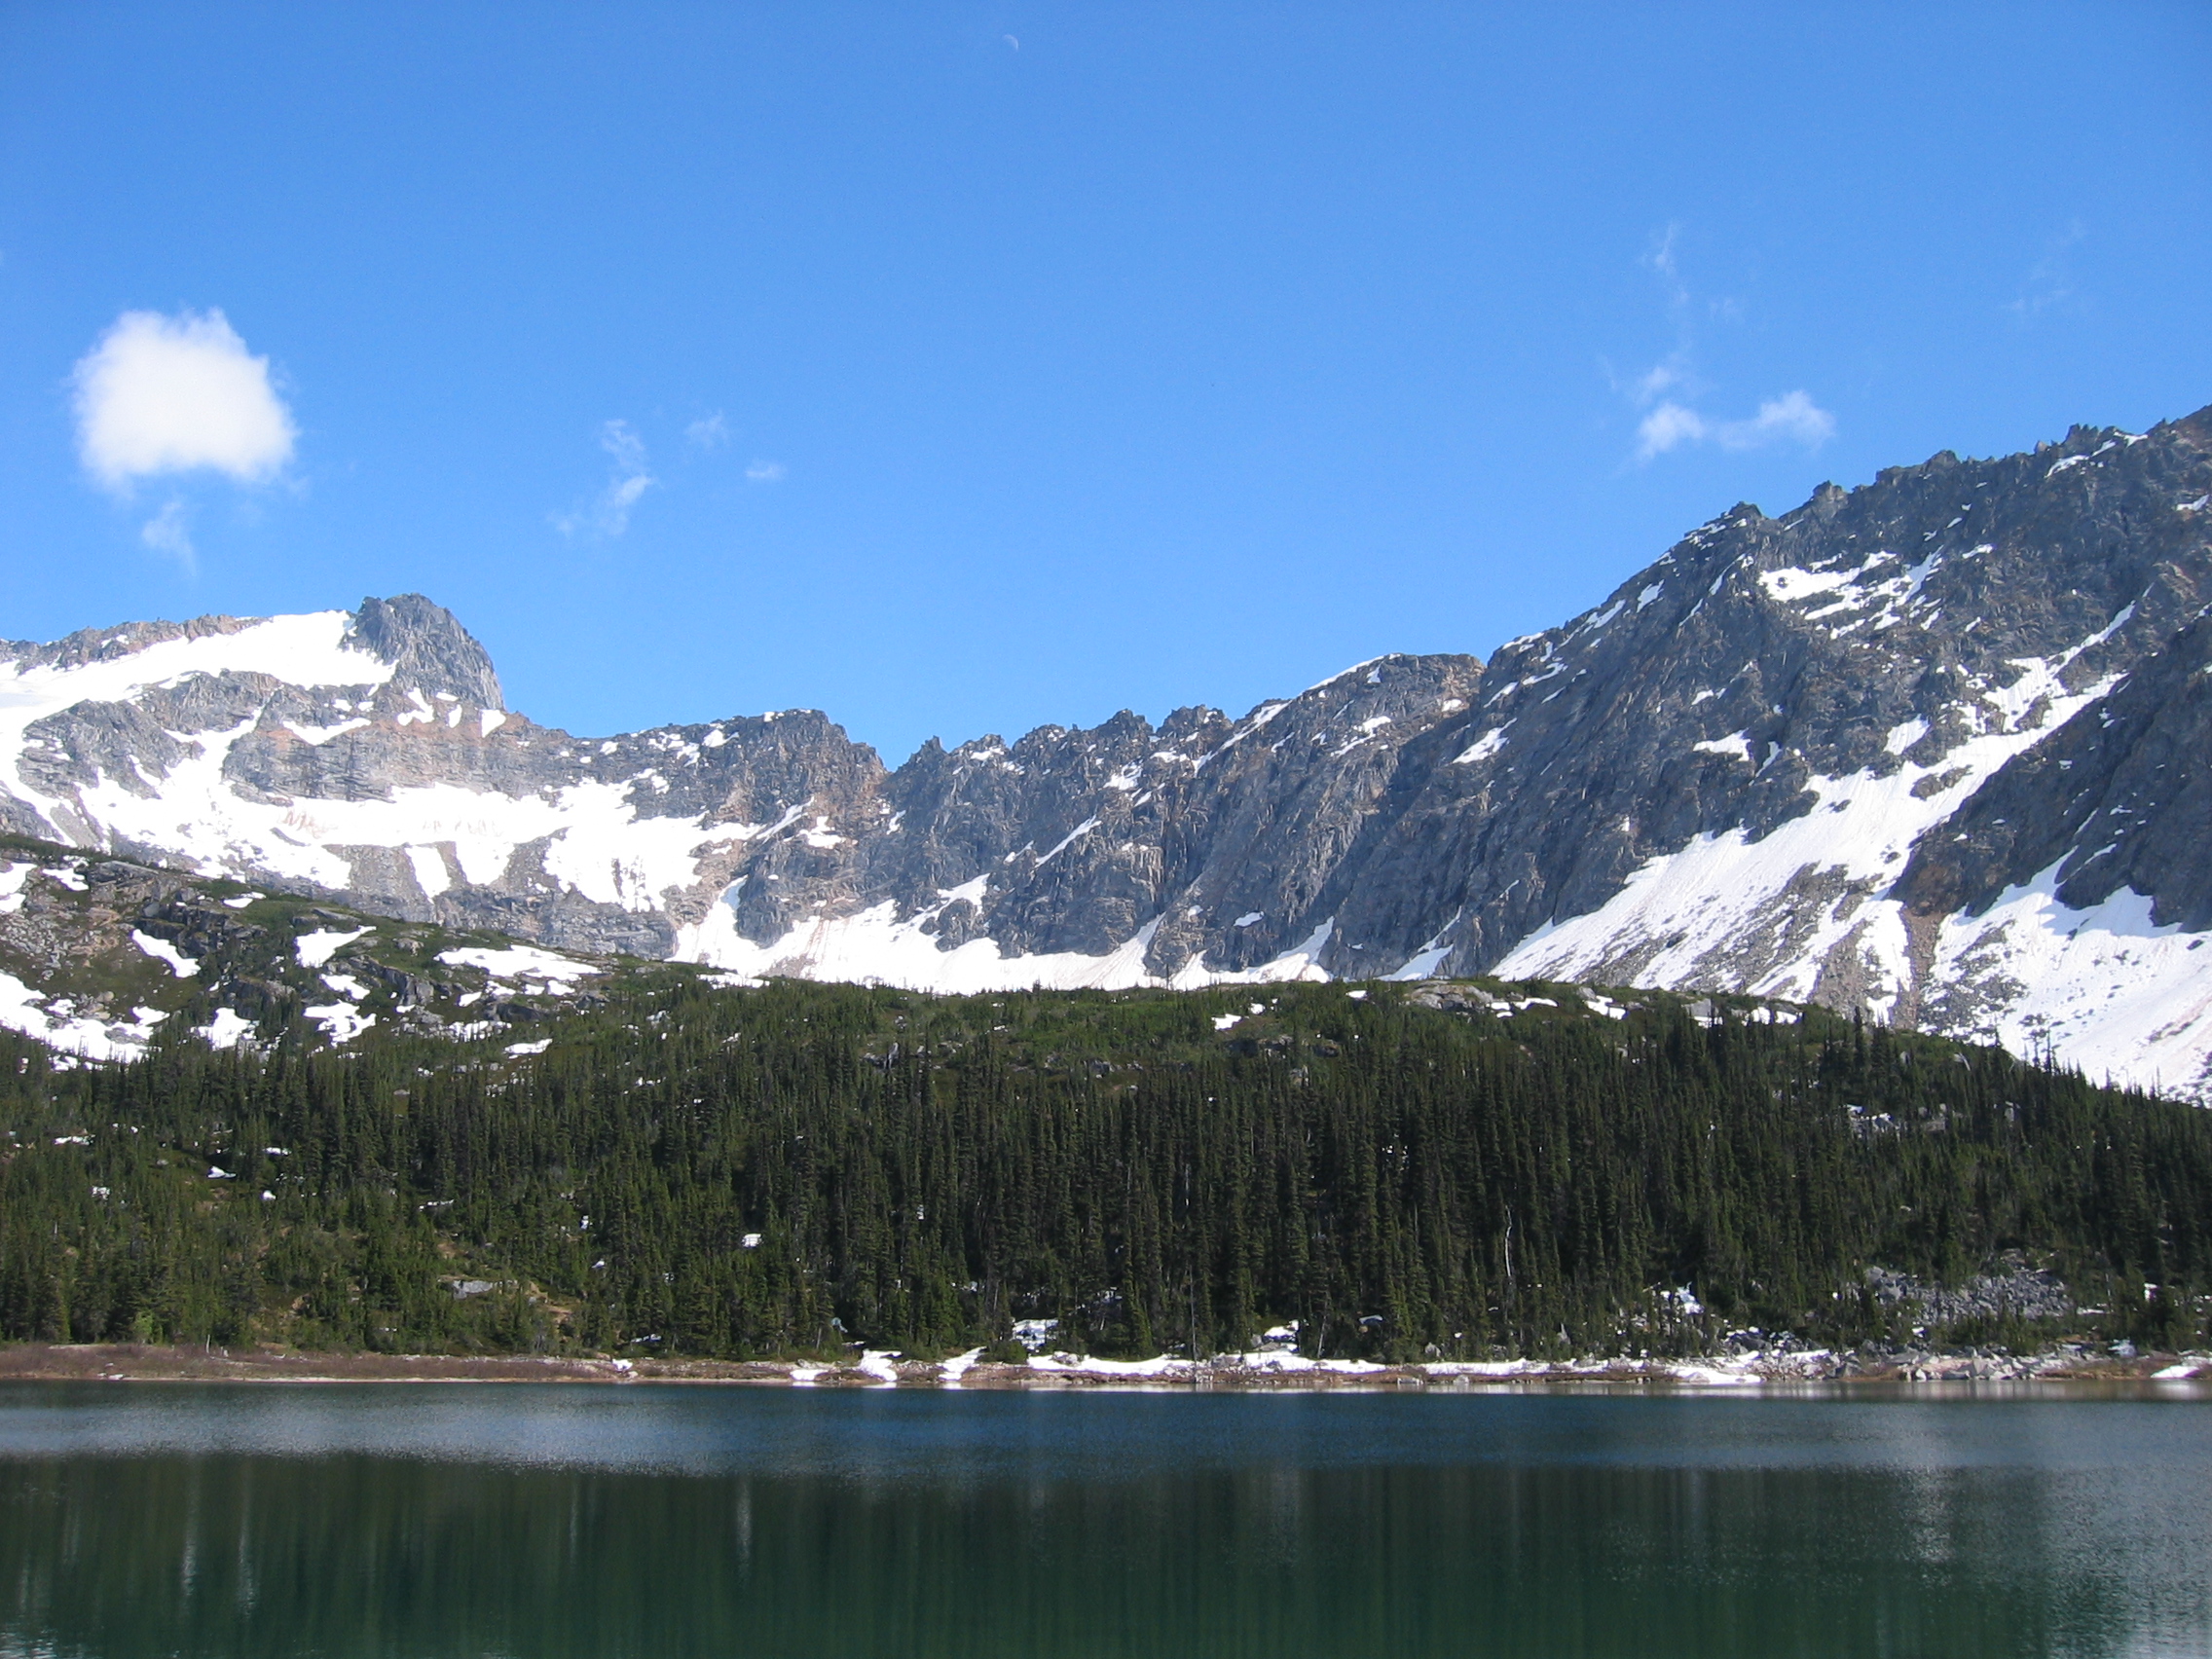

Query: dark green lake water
[1,1382,2207,1658]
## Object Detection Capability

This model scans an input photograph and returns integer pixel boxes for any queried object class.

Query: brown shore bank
[2,1342,2206,1391]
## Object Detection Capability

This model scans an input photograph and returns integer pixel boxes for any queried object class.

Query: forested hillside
[3,974,2206,1363]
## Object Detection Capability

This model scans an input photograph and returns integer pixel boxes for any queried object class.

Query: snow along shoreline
[6,1344,2207,1390]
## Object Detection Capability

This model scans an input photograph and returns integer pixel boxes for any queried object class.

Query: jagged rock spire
[346,595,504,709]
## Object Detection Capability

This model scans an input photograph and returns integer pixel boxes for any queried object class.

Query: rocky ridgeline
[2,408,2210,1092]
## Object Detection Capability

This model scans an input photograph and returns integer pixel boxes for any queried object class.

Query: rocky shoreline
[2,1342,2204,1390]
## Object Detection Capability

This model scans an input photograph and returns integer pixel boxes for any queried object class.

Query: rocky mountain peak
[344,595,504,709]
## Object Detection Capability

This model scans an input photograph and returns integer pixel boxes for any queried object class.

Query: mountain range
[5,405,2210,1095]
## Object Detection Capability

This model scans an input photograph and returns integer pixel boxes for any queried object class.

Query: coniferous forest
[2,977,2207,1362]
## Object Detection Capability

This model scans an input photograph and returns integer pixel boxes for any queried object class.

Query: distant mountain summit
[6,405,2211,1094]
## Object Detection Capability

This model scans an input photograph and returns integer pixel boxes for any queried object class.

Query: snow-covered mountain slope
[6,408,2212,1094]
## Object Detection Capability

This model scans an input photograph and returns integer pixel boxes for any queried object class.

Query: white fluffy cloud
[1638,390,1834,461]
[72,310,296,491]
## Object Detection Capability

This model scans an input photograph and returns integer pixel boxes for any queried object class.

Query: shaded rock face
[853,656,1486,971]
[5,406,2212,1093]
[1892,608,2212,933]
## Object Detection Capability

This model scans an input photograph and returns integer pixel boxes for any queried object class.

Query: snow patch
[1933,866,2212,1099]
[1454,723,1510,765]
[0,971,167,1061]
[305,1003,376,1046]
[295,927,370,969]
[438,944,601,993]
[678,900,1172,995]
[284,718,370,747]
[679,890,1345,997]
[1386,912,1461,981]
[405,844,452,900]
[131,930,198,977]
[0,864,38,914]
[1035,817,1099,867]
[196,1008,257,1050]
[1759,566,1859,604]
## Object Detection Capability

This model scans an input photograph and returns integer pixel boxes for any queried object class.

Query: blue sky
[2,5,2206,761]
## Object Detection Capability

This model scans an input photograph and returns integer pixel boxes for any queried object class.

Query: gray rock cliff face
[5,408,2212,1092]
[1356,411,2212,984]
[344,594,505,708]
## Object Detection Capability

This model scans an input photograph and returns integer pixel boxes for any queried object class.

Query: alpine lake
[2,1380,2208,1658]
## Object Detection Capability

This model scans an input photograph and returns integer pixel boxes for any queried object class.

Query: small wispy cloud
[2009,220,2086,323]
[1633,359,1686,405]
[140,498,196,572]
[745,459,786,484]
[1637,391,1834,461]
[72,309,295,493]
[1720,390,1834,450]
[1618,229,1833,464]
[684,411,729,450]
[1643,223,1688,308]
[1636,401,1709,460]
[553,420,655,537]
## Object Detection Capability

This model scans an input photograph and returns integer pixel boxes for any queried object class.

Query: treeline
[1,978,2208,1360]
